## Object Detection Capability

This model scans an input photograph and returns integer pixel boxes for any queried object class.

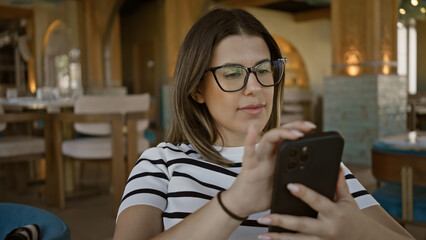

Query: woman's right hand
[221,121,315,218]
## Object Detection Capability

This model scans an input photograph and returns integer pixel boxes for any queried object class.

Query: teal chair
[373,182,426,223]
[0,203,70,240]
[372,136,426,224]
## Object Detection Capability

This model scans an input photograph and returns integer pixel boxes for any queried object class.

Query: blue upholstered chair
[371,133,426,224]
[0,203,70,240]
[373,182,426,223]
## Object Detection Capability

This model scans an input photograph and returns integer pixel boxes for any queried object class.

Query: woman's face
[193,34,274,147]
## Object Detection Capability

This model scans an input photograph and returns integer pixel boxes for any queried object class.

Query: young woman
[114,8,414,240]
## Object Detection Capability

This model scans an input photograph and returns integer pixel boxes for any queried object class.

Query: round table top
[373,131,426,155]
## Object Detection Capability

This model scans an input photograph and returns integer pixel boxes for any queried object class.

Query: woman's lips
[238,104,264,115]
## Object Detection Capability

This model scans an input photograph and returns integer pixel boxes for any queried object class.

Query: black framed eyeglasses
[205,58,287,92]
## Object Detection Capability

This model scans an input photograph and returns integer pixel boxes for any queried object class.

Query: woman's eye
[222,68,242,79]
[224,72,240,79]
[257,68,270,75]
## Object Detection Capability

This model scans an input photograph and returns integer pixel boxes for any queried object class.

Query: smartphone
[269,131,344,232]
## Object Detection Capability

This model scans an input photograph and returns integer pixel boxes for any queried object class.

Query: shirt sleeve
[117,147,170,221]
[341,162,379,209]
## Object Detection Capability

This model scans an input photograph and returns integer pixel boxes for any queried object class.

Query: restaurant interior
[0,0,426,239]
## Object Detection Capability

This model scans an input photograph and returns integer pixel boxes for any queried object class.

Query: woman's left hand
[256,168,403,240]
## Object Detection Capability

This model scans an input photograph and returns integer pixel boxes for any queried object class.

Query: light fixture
[345,49,361,76]
[382,54,391,75]
[421,7,426,13]
[411,0,418,7]
[399,8,407,14]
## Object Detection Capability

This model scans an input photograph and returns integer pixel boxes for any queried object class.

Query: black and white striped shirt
[118,142,378,239]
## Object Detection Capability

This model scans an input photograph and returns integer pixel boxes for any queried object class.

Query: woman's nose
[243,72,262,94]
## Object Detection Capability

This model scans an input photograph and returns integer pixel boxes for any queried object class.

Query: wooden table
[0,97,74,113]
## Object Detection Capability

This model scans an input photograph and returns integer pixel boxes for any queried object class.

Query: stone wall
[323,74,407,165]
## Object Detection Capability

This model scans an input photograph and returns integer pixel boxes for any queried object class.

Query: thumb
[242,124,258,169]
[335,167,353,201]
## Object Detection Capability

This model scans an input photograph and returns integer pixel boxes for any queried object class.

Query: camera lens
[288,148,299,158]
[287,160,298,170]
[301,153,309,162]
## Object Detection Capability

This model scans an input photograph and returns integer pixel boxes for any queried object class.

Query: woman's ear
[190,87,205,104]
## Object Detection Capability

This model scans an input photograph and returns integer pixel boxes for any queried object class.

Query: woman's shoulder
[140,142,201,161]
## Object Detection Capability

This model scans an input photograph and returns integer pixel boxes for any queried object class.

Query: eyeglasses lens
[215,60,285,91]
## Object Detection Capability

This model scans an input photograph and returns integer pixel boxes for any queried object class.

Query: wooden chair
[52,94,150,213]
[371,136,426,224]
[0,104,54,195]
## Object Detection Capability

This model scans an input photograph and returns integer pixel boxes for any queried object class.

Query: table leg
[401,166,413,221]
[407,167,413,221]
[401,166,407,220]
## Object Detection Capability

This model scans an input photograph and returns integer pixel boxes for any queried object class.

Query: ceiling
[214,0,330,13]
[257,0,329,13]
[119,0,330,15]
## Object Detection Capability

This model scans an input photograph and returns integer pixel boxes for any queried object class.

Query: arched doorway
[273,35,309,88]
[273,35,313,124]
[43,20,82,98]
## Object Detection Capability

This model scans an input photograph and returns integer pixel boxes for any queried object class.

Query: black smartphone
[269,131,344,232]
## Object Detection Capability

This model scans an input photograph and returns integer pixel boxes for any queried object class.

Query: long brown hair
[166,8,285,166]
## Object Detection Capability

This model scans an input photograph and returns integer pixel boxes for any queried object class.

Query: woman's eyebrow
[255,58,270,65]
[219,59,270,67]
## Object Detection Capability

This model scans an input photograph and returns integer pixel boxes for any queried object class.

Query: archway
[273,35,309,88]
[43,20,81,98]
[273,35,313,123]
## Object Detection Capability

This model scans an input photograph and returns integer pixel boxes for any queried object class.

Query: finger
[258,214,327,236]
[335,167,357,204]
[256,128,303,158]
[242,124,259,168]
[287,183,334,217]
[281,120,316,133]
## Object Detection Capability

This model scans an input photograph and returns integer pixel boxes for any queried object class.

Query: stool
[372,133,426,224]
[372,182,426,223]
[0,203,70,240]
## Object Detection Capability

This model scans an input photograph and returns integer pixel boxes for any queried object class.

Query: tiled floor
[1,163,425,240]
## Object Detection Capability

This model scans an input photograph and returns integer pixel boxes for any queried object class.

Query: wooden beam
[0,5,33,19]
[293,7,330,22]
[216,0,284,8]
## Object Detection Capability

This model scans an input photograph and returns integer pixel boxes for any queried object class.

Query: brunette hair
[165,8,285,166]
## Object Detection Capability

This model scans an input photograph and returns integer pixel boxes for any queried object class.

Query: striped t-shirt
[118,142,378,239]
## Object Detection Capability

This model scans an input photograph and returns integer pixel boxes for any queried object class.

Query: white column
[408,18,417,95]
[397,22,407,76]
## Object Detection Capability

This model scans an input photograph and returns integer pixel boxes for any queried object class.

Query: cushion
[0,136,44,158]
[372,182,426,223]
[62,136,149,159]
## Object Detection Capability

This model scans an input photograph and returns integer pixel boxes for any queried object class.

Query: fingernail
[287,183,300,193]
[290,130,304,137]
[304,121,317,129]
[257,216,272,225]
[258,235,271,240]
